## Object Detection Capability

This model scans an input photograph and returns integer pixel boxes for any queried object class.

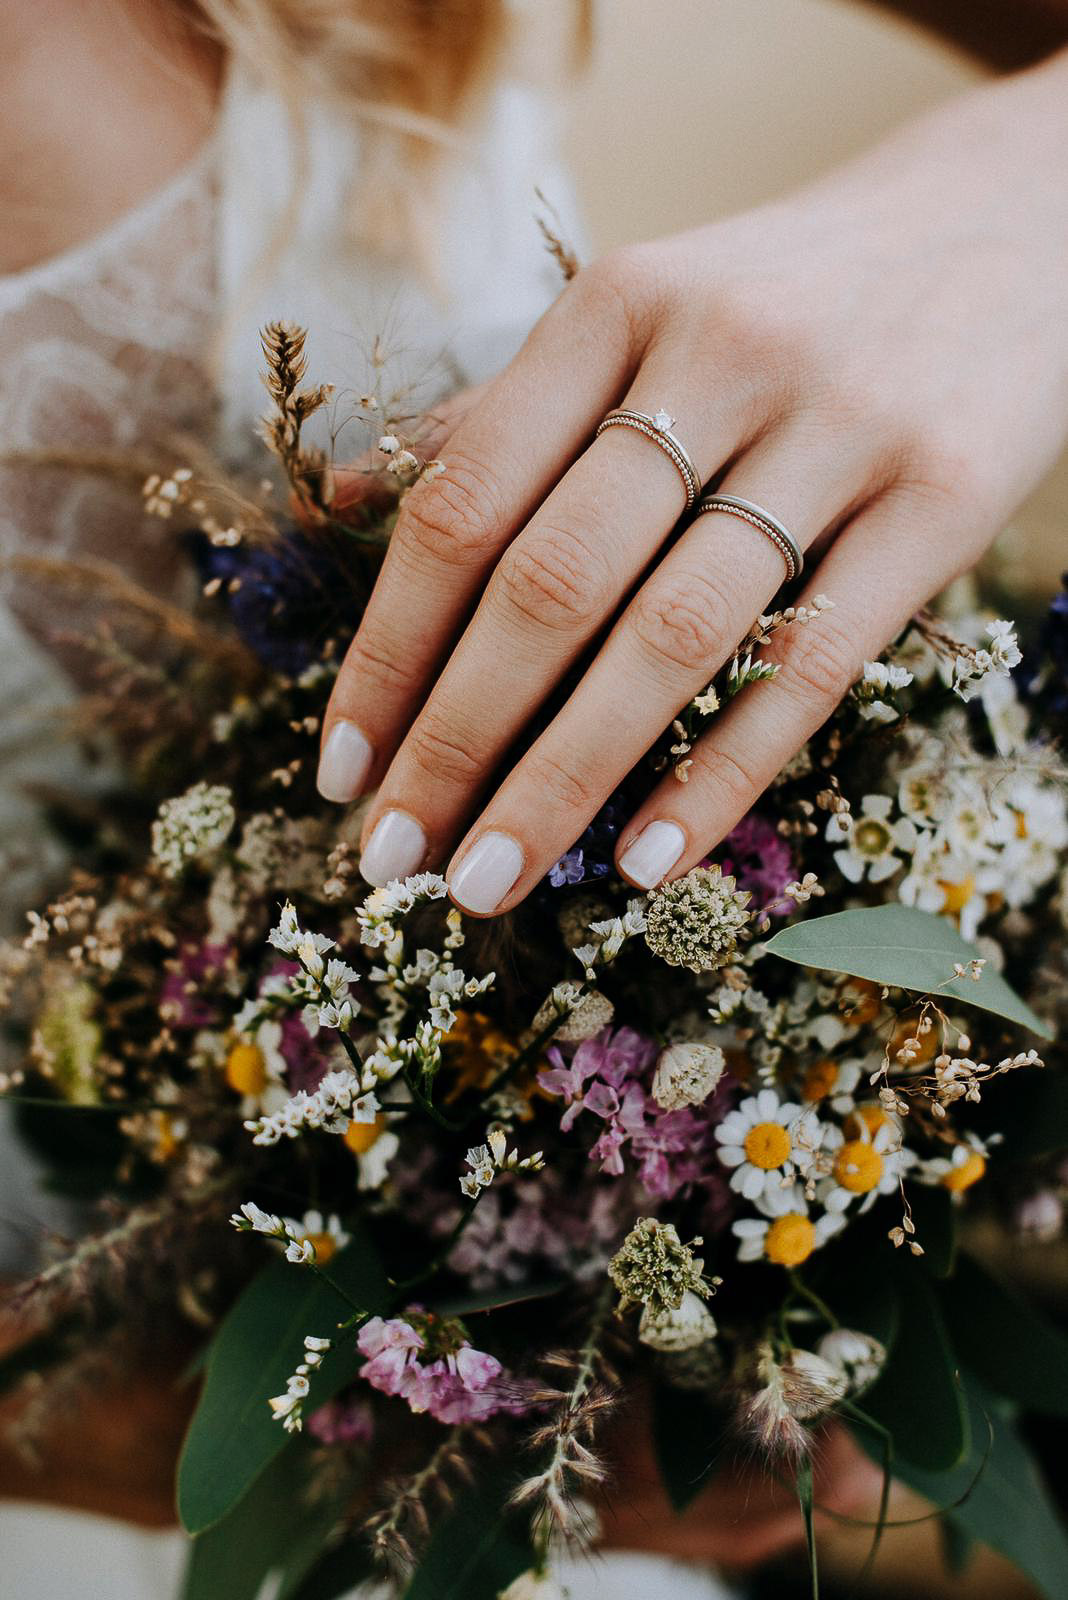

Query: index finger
[316,270,642,802]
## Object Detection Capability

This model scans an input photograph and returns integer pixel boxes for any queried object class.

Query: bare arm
[860,0,1068,71]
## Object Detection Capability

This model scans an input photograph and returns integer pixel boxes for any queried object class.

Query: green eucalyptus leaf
[181,1438,353,1600]
[401,1474,534,1600]
[284,1539,377,1600]
[861,1265,968,1470]
[763,906,1052,1039]
[857,1371,1068,1600]
[940,1254,1068,1417]
[178,1230,387,1535]
[430,1277,568,1319]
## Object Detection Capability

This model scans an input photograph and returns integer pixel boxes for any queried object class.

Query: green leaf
[181,1439,353,1600]
[940,1254,1068,1417]
[651,1382,729,1511]
[861,1265,968,1470]
[177,1230,387,1535]
[764,905,1052,1038]
[401,1473,534,1600]
[285,1539,376,1600]
[857,1371,1068,1600]
[796,1453,819,1600]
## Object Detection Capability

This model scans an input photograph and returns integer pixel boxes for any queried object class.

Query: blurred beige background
[564,0,1066,593]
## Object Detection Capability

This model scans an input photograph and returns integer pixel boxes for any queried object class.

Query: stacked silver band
[595,408,701,510]
[695,493,803,582]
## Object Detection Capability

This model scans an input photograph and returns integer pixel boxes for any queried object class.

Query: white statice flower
[459,1126,544,1196]
[896,756,952,826]
[828,794,917,884]
[268,901,336,961]
[855,660,914,723]
[818,1119,914,1215]
[244,1068,379,1146]
[733,1186,846,1267]
[357,874,449,948]
[714,1089,821,1201]
[638,1289,717,1352]
[817,1329,886,1394]
[950,619,1022,701]
[151,783,235,878]
[652,1042,726,1110]
[231,1200,284,1236]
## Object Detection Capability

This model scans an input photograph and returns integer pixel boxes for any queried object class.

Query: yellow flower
[764,1214,815,1267]
[942,1150,986,1192]
[226,1042,267,1096]
[744,1122,793,1171]
[344,1114,387,1155]
[833,1139,884,1195]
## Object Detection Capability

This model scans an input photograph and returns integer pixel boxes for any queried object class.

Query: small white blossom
[151,783,235,878]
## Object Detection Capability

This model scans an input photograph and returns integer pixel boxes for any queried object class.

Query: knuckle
[897,427,986,512]
[397,452,505,566]
[494,526,609,631]
[573,244,666,341]
[404,713,483,788]
[777,613,861,704]
[690,743,761,813]
[339,630,423,702]
[523,751,597,814]
[631,571,733,676]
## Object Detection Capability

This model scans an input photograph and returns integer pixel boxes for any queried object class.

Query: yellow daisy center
[344,1115,386,1156]
[833,1139,884,1194]
[938,876,975,916]
[942,1151,986,1192]
[801,1059,838,1102]
[1015,811,1029,840]
[302,1231,337,1263]
[744,1121,792,1170]
[226,1042,267,1096]
[764,1214,815,1267]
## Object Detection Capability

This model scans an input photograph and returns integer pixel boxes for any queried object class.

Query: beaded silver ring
[694,493,804,583]
[594,408,701,510]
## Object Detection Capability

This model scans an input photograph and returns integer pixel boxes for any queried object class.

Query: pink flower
[454,1345,502,1390]
[357,1316,424,1394]
[307,1397,374,1446]
[357,1313,517,1425]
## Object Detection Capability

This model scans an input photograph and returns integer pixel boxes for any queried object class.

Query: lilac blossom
[307,1396,374,1446]
[539,1027,716,1201]
[356,1313,520,1424]
[720,813,795,916]
[159,942,231,1027]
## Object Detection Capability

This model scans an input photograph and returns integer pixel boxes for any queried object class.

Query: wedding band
[695,494,804,582]
[595,408,701,509]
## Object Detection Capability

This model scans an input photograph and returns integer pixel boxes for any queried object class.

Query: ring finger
[441,422,877,913]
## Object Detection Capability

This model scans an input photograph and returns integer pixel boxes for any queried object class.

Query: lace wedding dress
[0,63,737,1600]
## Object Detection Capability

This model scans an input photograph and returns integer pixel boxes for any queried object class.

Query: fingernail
[618,820,686,890]
[317,720,373,803]
[360,811,427,887]
[448,832,524,914]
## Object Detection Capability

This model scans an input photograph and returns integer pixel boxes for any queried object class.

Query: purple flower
[159,942,231,1028]
[307,1396,374,1446]
[720,812,795,916]
[356,1313,516,1425]
[549,849,586,887]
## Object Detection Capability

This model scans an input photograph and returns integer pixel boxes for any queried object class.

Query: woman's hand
[319,51,1068,915]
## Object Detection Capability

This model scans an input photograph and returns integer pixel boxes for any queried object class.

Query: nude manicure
[448,832,524,914]
[360,811,427,887]
[618,820,686,889]
[317,720,373,803]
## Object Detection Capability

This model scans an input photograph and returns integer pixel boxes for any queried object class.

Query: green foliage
[400,1474,535,1600]
[939,1254,1068,1418]
[181,1438,356,1600]
[177,1230,387,1534]
[857,1372,1068,1600]
[861,1266,968,1470]
[764,905,1052,1038]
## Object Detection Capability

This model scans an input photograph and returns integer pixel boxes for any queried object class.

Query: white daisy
[795,1055,864,1116]
[715,1089,821,1201]
[733,1185,846,1267]
[828,794,917,884]
[818,1119,914,1215]
[915,1131,997,1195]
[280,1209,351,1264]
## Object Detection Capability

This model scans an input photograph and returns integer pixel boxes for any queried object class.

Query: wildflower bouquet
[4,325,1068,1600]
